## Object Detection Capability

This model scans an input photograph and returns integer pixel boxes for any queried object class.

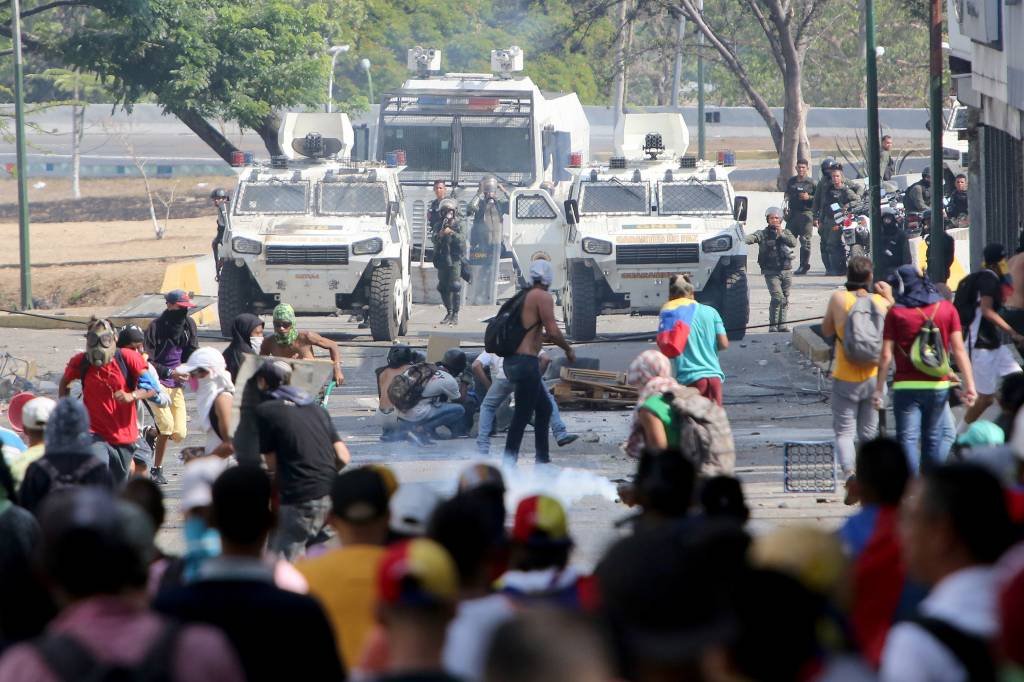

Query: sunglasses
[274,321,292,329]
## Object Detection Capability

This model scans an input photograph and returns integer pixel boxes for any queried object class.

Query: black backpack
[952,270,1002,347]
[387,362,438,412]
[33,622,181,682]
[484,289,540,357]
[34,457,107,495]
[79,350,138,394]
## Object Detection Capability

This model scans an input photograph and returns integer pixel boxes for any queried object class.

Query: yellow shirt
[298,545,385,669]
[833,291,888,383]
[8,443,44,488]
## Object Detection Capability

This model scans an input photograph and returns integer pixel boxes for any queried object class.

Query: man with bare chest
[503,259,576,465]
[1002,251,1024,341]
[260,303,345,386]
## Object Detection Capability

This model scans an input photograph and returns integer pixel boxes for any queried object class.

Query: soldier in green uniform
[817,169,861,276]
[745,207,798,332]
[431,197,466,326]
[785,158,816,275]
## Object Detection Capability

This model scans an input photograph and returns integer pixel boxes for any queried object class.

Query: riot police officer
[466,175,509,305]
[876,210,911,282]
[785,158,815,275]
[426,179,448,234]
[431,198,467,325]
[817,169,861,275]
[745,207,798,332]
[211,188,229,280]
[904,167,932,213]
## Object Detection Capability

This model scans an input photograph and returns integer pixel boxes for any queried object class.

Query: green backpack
[901,304,952,378]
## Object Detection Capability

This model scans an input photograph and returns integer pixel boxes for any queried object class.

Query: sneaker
[150,466,168,486]
[440,312,452,325]
[557,434,579,447]
[449,313,459,326]
[406,431,434,447]
[794,265,810,275]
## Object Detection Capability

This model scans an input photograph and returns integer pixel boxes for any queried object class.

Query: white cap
[22,397,57,431]
[529,258,554,287]
[389,484,443,537]
[180,457,230,512]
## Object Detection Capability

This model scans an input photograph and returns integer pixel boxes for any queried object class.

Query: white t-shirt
[399,371,460,422]
[443,594,515,681]
[475,351,505,381]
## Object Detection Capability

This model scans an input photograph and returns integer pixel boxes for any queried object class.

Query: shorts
[688,377,723,406]
[970,345,1021,395]
[152,387,187,441]
[90,435,137,484]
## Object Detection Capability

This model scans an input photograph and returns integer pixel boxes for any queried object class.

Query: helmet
[480,176,498,194]
[921,167,931,178]
[765,206,783,219]
[439,349,467,376]
[210,188,228,200]
[438,198,459,215]
[819,157,835,175]
[387,344,416,369]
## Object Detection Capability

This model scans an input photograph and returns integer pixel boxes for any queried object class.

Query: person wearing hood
[18,399,113,515]
[59,317,154,484]
[222,313,264,382]
[173,348,236,458]
[874,266,976,472]
[117,325,170,479]
[252,359,350,560]
[260,303,344,388]
[144,290,200,485]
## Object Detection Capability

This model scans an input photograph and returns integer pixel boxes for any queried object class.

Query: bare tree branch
[20,0,87,18]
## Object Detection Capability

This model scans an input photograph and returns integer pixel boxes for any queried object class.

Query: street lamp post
[12,0,31,309]
[326,44,350,113]
[361,58,375,106]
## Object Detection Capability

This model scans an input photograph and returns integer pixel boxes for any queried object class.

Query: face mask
[275,326,298,345]
[167,308,189,321]
[250,336,263,353]
[85,323,116,367]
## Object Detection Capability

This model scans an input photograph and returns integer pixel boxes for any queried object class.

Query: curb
[791,324,832,365]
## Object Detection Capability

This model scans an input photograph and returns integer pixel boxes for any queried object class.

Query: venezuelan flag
[657,298,698,358]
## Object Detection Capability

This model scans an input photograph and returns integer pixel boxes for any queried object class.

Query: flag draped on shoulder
[657,298,698,358]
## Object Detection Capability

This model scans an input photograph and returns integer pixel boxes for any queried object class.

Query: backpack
[900,304,952,378]
[666,389,735,476]
[79,350,138,394]
[33,622,181,682]
[485,289,540,357]
[35,457,107,495]
[904,616,997,682]
[387,362,438,412]
[842,294,885,365]
[953,270,1002,348]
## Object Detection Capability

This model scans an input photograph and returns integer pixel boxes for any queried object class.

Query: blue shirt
[672,303,726,385]
[0,426,27,453]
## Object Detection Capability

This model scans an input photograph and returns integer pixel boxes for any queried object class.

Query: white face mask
[250,336,263,353]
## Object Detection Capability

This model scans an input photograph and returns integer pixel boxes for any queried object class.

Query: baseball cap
[164,289,196,308]
[457,463,506,494]
[331,467,391,523]
[22,396,57,431]
[377,538,458,608]
[180,457,229,512]
[956,420,1005,448]
[389,484,443,537]
[512,494,572,546]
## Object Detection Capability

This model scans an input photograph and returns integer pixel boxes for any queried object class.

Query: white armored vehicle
[507,113,751,341]
[218,112,412,341]
[374,46,589,304]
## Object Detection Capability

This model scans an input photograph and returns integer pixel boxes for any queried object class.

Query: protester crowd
[6,244,1024,681]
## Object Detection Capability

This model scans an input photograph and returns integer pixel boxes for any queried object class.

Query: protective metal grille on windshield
[616,243,699,265]
[579,183,649,215]
[235,183,309,214]
[659,183,729,215]
[266,245,349,265]
[516,195,556,219]
[318,183,387,216]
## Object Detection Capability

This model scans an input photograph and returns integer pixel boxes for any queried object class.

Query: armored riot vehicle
[507,113,751,341]
[218,112,412,341]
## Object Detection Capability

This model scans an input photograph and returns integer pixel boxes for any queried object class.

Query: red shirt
[882,301,961,384]
[62,349,148,445]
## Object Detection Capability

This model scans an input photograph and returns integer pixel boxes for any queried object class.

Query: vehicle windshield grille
[380,124,452,180]
[659,182,730,214]
[460,125,534,184]
[319,183,388,216]
[579,183,649,215]
[235,183,309,215]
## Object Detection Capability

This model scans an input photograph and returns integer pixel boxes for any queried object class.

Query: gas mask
[85,320,117,367]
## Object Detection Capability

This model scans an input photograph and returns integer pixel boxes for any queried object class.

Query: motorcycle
[829,201,871,269]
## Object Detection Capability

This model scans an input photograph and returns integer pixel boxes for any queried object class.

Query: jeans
[269,494,333,561]
[893,388,950,473]
[832,378,879,475]
[403,403,466,438]
[938,403,956,461]
[503,355,552,463]
[478,377,567,455]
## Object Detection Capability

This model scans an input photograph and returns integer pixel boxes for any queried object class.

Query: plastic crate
[783,441,836,493]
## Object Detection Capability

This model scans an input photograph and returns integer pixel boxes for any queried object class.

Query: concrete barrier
[161,258,218,328]
[792,324,832,365]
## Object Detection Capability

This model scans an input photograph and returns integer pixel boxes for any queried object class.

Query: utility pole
[12,0,31,309]
[927,0,945,282]
[671,12,685,109]
[865,0,883,274]
[696,0,706,160]
[612,0,628,139]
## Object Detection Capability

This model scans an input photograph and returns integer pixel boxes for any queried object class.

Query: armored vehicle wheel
[369,265,400,341]
[720,267,749,341]
[218,264,253,337]
[565,261,597,342]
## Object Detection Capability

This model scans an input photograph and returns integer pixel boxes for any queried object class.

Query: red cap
[377,539,458,608]
[164,289,196,308]
[512,495,571,546]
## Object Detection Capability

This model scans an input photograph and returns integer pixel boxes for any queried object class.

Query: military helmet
[765,206,784,219]
[480,176,499,194]
[210,187,229,200]
[820,157,842,174]
[439,349,467,376]
[438,197,459,214]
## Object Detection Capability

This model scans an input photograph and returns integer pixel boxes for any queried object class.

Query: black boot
[440,290,452,324]
[795,247,811,275]
[449,292,460,326]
